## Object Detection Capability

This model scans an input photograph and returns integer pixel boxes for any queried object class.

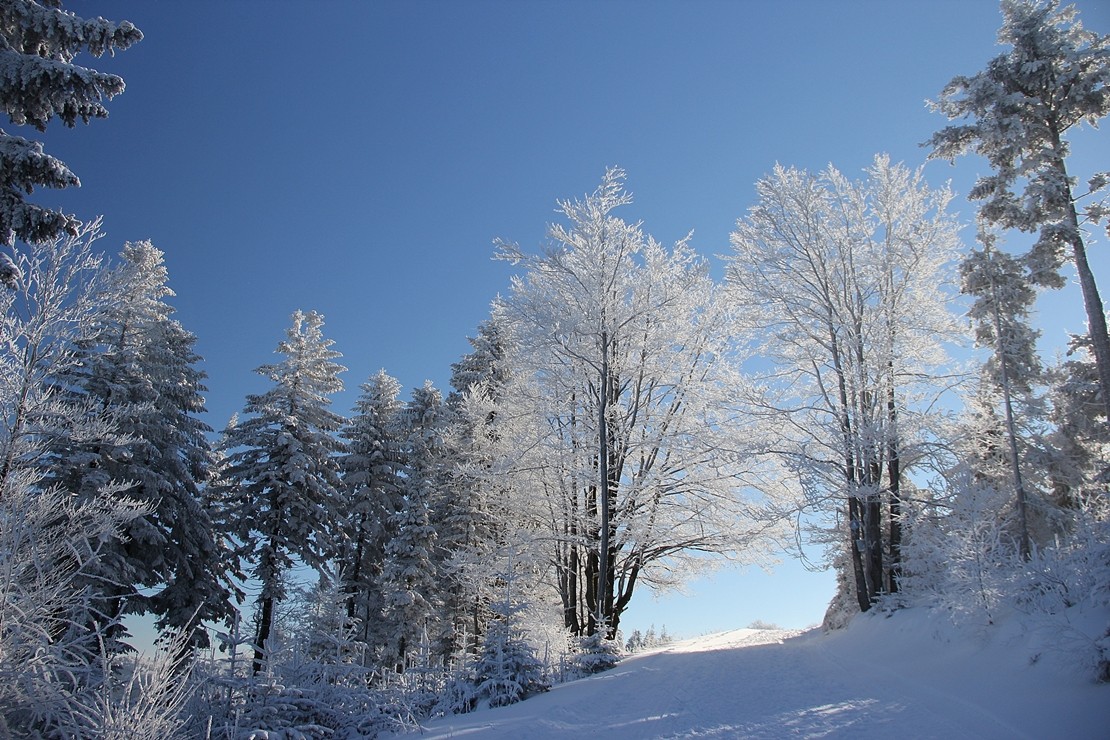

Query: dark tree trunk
[584,544,598,636]
[848,495,871,612]
[886,374,902,594]
[596,331,611,634]
[253,594,274,675]
[865,493,884,601]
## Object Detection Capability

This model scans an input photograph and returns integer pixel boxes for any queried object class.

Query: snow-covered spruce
[0,1,142,245]
[216,310,347,675]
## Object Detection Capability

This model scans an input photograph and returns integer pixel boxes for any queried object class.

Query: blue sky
[35,0,1110,637]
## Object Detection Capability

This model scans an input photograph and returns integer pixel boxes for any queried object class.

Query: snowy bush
[1011,500,1110,681]
[624,624,675,652]
[568,631,622,677]
[470,615,549,708]
[901,479,1110,681]
[435,659,479,716]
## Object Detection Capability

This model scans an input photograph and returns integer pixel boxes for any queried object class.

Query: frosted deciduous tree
[0,222,152,734]
[727,156,961,612]
[0,1,142,245]
[0,219,108,489]
[217,310,346,674]
[496,168,766,638]
[43,240,236,648]
[928,0,1110,421]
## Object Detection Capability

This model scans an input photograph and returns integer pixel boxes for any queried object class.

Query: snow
[393,608,1110,739]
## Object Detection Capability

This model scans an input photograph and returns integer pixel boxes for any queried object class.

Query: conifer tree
[470,556,548,708]
[0,1,142,245]
[337,369,406,651]
[960,229,1047,559]
[1043,334,1109,500]
[441,319,510,655]
[44,240,236,648]
[380,381,445,670]
[928,0,1110,421]
[217,310,346,674]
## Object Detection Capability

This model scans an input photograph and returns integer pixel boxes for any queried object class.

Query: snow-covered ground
[396,608,1109,739]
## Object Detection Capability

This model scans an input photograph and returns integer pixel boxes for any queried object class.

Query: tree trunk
[596,330,611,635]
[988,247,1032,560]
[848,495,871,612]
[253,594,274,675]
[831,329,871,613]
[885,360,902,594]
[1051,125,1110,425]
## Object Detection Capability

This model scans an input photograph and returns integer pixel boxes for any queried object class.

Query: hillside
[396,608,1110,739]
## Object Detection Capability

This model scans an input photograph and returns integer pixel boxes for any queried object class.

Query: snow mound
[397,608,1110,739]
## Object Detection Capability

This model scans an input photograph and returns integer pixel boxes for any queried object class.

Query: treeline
[1,0,1109,737]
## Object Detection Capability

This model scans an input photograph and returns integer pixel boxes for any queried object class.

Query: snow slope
[396,609,1109,739]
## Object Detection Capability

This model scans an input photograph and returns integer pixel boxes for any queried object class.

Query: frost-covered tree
[469,556,548,709]
[1044,333,1110,498]
[960,228,1048,559]
[0,1,142,245]
[928,0,1110,421]
[42,240,236,648]
[337,369,406,651]
[441,319,512,655]
[0,219,108,488]
[496,168,771,638]
[0,221,161,735]
[727,156,962,612]
[380,381,446,670]
[217,310,346,674]
[449,318,509,405]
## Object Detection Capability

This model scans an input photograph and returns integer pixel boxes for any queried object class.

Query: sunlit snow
[394,609,1109,739]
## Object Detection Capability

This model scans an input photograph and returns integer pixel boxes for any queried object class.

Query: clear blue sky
[36,0,1110,638]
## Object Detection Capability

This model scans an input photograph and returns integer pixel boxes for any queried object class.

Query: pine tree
[337,369,406,653]
[1044,334,1110,500]
[440,319,511,656]
[43,240,236,648]
[217,310,346,674]
[380,381,445,671]
[928,0,1110,421]
[960,228,1047,559]
[470,558,548,708]
[0,1,142,245]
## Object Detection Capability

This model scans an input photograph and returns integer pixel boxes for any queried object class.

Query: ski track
[394,625,1110,739]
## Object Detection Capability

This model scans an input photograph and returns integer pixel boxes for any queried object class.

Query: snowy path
[396,612,1110,739]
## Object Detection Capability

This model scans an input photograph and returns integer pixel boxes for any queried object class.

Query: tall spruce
[961,229,1046,559]
[928,0,1110,422]
[0,1,142,245]
[337,369,406,652]
[441,319,511,655]
[43,240,235,648]
[380,381,446,670]
[217,310,346,674]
